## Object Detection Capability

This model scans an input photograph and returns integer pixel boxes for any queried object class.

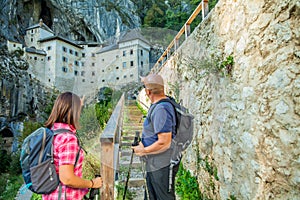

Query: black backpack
[20,127,81,194]
[148,97,194,163]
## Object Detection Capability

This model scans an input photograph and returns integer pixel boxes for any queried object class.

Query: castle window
[141,50,143,56]
[141,61,144,67]
[102,70,104,72]
[82,53,85,57]
[47,56,51,61]
[130,74,133,78]
[116,66,119,70]
[62,67,68,73]
[34,57,37,60]
[92,71,95,76]
[81,71,85,76]
[102,80,105,82]
[69,49,73,55]
[62,46,67,52]
[130,61,134,67]
[47,46,51,50]
[124,75,127,78]
[92,53,95,57]
[123,62,126,68]
[74,70,78,76]
[116,77,119,80]
[82,79,85,82]
[130,49,133,55]
[81,62,84,67]
[102,59,104,62]
[62,57,68,62]
[74,61,79,66]
[92,63,95,67]
[75,51,78,56]
[31,30,34,34]
[123,51,126,57]
[31,38,33,42]
[13,44,16,47]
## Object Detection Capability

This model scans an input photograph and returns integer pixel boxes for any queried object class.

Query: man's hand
[132,142,146,156]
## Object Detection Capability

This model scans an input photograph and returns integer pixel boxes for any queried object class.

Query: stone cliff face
[0,0,140,43]
[0,43,57,125]
[140,0,300,199]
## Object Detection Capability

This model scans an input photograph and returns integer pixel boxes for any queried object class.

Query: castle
[7,19,151,97]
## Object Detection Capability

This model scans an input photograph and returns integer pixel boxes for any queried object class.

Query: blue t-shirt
[142,101,176,147]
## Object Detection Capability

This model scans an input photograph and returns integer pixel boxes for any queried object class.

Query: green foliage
[31,193,42,200]
[78,105,101,140]
[116,183,134,200]
[8,151,22,175]
[0,147,11,174]
[227,194,237,200]
[136,101,148,116]
[0,174,23,200]
[12,47,24,57]
[218,55,234,77]
[203,156,219,181]
[19,121,43,144]
[95,102,113,129]
[82,154,101,180]
[175,163,202,199]
[144,3,167,28]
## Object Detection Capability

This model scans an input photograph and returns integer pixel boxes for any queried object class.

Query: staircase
[118,100,145,199]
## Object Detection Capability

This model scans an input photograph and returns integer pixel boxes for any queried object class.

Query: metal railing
[152,0,209,73]
[100,94,124,199]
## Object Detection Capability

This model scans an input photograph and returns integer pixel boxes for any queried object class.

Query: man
[132,74,178,200]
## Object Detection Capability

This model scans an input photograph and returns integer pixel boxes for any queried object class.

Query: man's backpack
[147,97,194,191]
[148,97,194,163]
[20,127,80,194]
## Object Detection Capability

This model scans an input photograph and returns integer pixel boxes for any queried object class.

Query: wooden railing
[100,94,124,199]
[152,0,209,73]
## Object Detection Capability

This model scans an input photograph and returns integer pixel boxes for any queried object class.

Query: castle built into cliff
[7,19,151,96]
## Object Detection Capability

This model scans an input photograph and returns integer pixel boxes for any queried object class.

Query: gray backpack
[147,97,194,191]
[20,127,81,194]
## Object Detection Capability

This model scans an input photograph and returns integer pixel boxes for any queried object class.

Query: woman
[43,92,102,200]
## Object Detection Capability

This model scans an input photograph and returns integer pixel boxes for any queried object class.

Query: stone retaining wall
[141,0,300,199]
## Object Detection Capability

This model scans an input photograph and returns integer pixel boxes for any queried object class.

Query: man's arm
[132,132,172,156]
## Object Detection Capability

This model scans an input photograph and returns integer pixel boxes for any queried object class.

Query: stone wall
[142,0,300,199]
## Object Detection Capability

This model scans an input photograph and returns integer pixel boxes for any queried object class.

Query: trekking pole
[89,174,101,200]
[123,131,140,200]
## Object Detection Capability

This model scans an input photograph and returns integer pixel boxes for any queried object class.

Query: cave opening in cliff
[40,0,52,29]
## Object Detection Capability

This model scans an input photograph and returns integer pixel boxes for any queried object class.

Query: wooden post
[100,94,124,200]
[185,24,191,39]
[100,138,114,200]
[202,0,209,19]
[174,38,179,51]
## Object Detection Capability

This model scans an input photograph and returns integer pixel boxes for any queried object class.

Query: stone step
[122,136,135,141]
[119,178,145,187]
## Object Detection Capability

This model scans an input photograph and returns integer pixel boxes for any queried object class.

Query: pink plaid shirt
[42,123,88,200]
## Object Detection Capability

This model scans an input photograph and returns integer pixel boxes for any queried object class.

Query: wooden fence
[152,0,209,73]
[100,94,124,199]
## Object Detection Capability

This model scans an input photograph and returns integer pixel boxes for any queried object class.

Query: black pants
[144,164,179,200]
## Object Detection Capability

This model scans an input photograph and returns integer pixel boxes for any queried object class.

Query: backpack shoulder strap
[52,128,82,166]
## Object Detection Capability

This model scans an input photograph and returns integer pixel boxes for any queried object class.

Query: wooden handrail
[152,0,209,73]
[100,94,125,199]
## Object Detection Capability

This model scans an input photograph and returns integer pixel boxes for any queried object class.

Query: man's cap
[140,74,164,88]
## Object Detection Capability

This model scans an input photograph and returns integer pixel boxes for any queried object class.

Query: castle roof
[96,44,119,54]
[25,47,47,56]
[38,36,83,49]
[118,29,150,45]
[26,22,53,33]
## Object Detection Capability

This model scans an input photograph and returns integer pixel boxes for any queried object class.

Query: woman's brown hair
[45,92,82,129]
